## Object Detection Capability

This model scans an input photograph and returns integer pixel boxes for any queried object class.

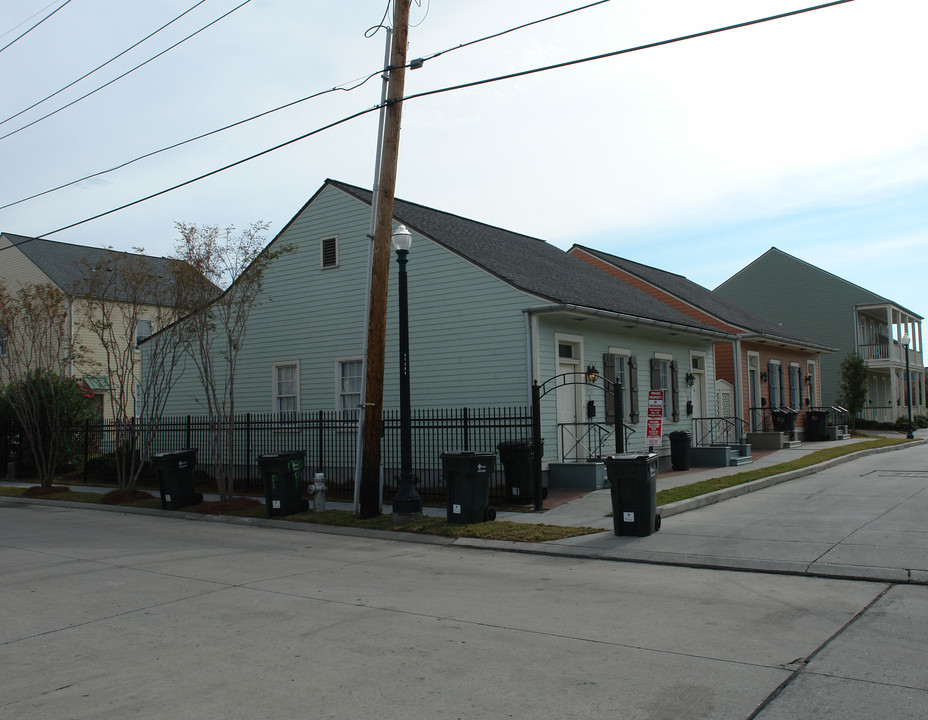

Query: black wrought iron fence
[3,406,533,505]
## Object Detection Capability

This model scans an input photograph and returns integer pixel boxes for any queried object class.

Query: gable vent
[321,236,338,268]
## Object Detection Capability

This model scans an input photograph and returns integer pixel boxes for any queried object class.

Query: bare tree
[172,221,289,502]
[0,281,85,486]
[73,249,196,493]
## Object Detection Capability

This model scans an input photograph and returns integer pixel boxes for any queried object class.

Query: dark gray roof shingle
[1,233,198,304]
[327,181,729,336]
[572,245,833,350]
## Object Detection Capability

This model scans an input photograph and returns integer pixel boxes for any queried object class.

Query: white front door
[691,373,704,419]
[556,356,581,461]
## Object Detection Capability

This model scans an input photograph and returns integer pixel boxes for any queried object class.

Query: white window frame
[135,318,153,348]
[272,361,300,418]
[807,360,816,408]
[608,346,631,421]
[655,352,673,418]
[321,235,339,269]
[336,357,363,422]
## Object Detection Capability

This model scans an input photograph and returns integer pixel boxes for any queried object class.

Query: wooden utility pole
[358,0,411,518]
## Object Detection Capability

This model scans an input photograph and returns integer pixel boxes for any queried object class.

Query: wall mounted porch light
[685,372,696,387]
[585,364,599,383]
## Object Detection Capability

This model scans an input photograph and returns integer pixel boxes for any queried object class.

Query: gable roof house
[0,232,197,420]
[569,246,838,447]
[715,247,925,424]
[151,179,737,501]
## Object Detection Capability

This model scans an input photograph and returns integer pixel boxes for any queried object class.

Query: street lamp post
[902,334,914,439]
[392,224,423,518]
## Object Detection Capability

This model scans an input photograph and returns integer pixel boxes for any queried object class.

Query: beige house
[0,233,197,421]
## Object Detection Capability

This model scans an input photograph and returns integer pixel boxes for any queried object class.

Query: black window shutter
[671,360,680,422]
[603,353,616,423]
[629,356,639,423]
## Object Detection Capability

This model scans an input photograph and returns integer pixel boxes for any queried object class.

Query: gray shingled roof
[1,233,202,304]
[573,245,834,351]
[327,181,730,336]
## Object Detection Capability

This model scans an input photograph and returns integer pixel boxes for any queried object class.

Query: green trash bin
[259,451,309,518]
[605,453,660,537]
[805,410,829,441]
[441,452,496,524]
[668,430,692,471]
[152,448,202,511]
[497,440,545,504]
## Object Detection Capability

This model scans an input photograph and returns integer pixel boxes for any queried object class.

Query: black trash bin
[805,410,830,441]
[497,439,546,504]
[441,452,496,524]
[152,448,202,511]
[605,453,660,537]
[668,430,692,471]
[258,451,308,518]
[771,410,797,434]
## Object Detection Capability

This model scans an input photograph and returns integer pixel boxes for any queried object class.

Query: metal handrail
[556,421,635,461]
[691,416,748,446]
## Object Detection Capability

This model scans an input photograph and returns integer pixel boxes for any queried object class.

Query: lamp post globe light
[902,334,914,439]
[392,224,423,518]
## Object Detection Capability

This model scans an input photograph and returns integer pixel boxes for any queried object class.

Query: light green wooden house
[151,180,735,489]
[715,248,925,423]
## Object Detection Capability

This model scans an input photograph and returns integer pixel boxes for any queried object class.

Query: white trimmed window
[653,355,672,418]
[273,362,299,418]
[135,319,152,347]
[338,359,362,420]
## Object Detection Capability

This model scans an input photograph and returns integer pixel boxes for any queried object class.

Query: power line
[2,0,610,210]
[9,0,852,243]
[0,0,72,54]
[0,70,384,212]
[0,0,255,142]
[0,0,60,40]
[416,0,610,65]
[0,0,211,128]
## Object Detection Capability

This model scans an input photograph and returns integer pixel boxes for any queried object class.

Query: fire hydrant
[307,472,327,512]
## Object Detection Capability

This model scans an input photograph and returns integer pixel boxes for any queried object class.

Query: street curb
[0,495,455,546]
[657,438,926,518]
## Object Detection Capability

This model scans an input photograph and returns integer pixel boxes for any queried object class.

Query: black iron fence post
[613,381,624,453]
[462,407,470,452]
[82,419,90,484]
[185,415,192,448]
[531,381,543,512]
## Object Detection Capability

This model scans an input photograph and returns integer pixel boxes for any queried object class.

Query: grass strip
[656,437,910,506]
[286,509,600,542]
[0,485,599,542]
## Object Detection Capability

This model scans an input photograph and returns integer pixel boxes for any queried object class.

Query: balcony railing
[858,342,890,360]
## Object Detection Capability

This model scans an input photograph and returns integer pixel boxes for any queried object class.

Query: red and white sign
[646,419,663,447]
[647,390,664,418]
[646,390,664,446]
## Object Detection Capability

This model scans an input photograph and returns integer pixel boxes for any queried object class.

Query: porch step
[783,440,802,449]
[729,454,754,466]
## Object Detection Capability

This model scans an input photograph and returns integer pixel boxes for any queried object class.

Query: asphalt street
[2,442,927,720]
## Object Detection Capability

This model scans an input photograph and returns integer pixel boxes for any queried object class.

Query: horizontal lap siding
[535,315,717,459]
[716,250,880,405]
[157,185,535,415]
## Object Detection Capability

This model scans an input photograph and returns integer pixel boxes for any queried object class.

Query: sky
[2,0,926,315]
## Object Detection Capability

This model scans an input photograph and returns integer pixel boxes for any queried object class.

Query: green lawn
[656,437,910,505]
